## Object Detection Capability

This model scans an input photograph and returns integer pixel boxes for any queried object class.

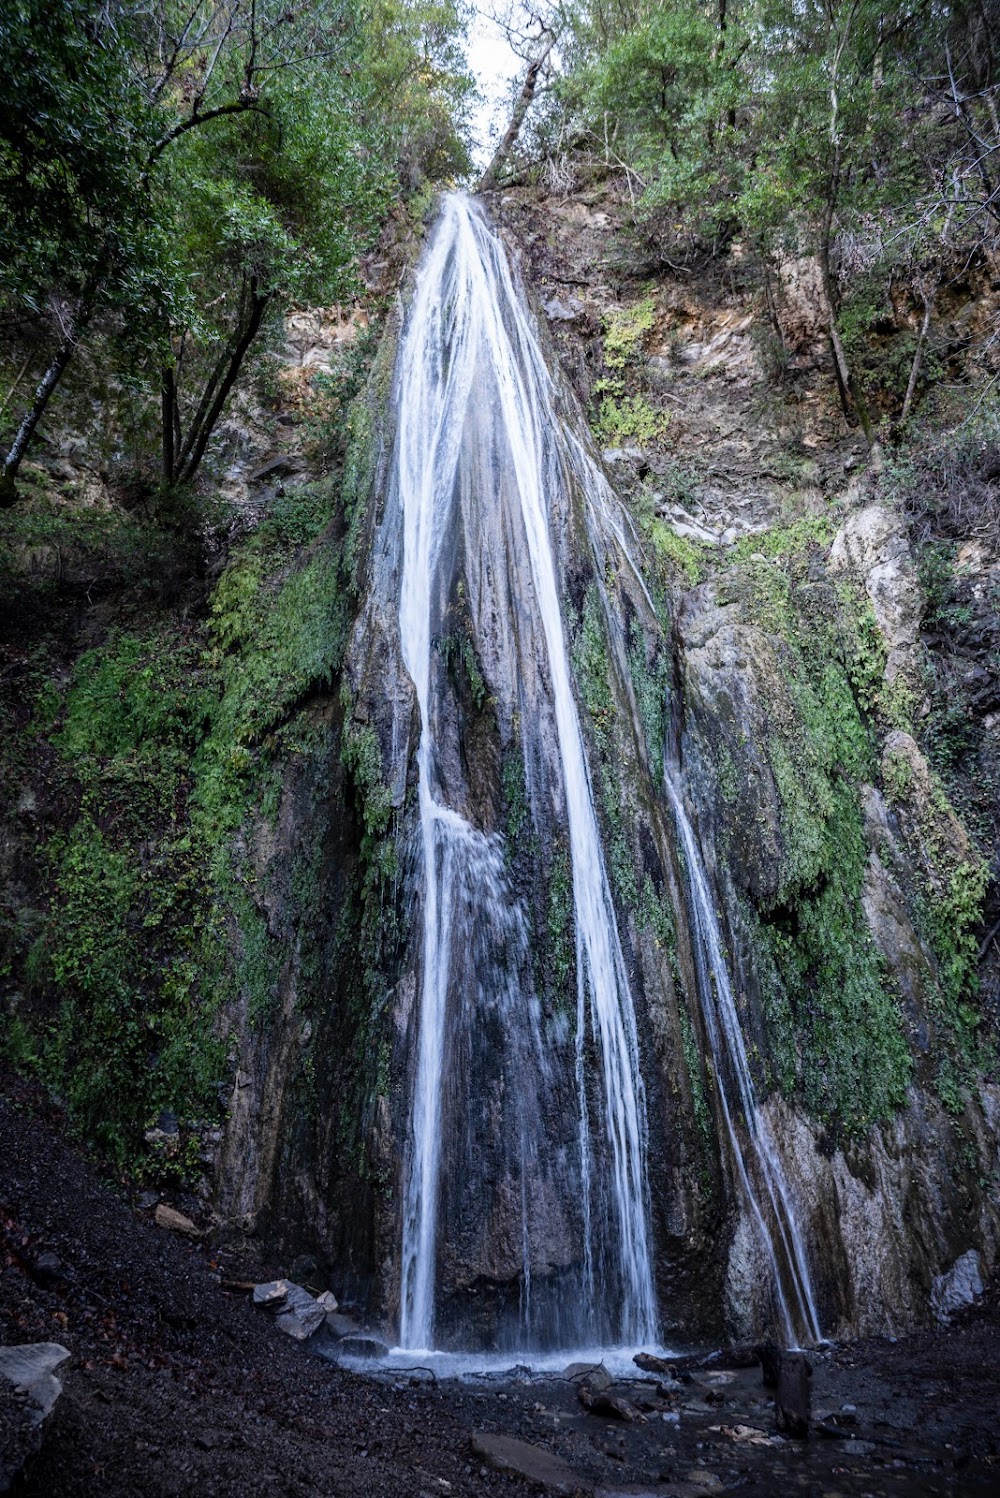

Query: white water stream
[663,769,822,1345]
[395,193,657,1350]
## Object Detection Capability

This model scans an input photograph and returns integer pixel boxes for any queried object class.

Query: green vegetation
[0,465,357,1166]
[0,0,471,497]
[546,849,576,1001]
[537,0,999,443]
[592,297,670,445]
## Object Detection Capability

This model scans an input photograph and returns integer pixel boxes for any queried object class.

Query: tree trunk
[900,288,935,427]
[478,37,554,193]
[162,364,177,483]
[176,288,271,485]
[0,285,99,505]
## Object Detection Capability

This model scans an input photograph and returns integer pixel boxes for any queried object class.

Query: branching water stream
[394,193,657,1351]
[664,768,822,1345]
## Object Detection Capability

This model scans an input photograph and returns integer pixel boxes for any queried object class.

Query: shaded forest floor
[2,1076,998,1497]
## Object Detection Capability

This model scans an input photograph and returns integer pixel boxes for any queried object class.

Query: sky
[464,7,526,169]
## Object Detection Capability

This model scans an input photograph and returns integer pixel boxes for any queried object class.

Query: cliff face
[2,175,998,1347]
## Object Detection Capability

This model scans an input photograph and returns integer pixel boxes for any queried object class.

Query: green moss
[638,873,676,950]
[678,1003,713,1150]
[728,515,835,566]
[594,392,670,445]
[502,735,529,846]
[341,712,395,890]
[727,611,911,1130]
[571,583,651,915]
[646,519,704,584]
[1,464,358,1167]
[602,296,658,372]
[547,849,575,1000]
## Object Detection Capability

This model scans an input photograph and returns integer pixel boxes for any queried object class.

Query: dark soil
[2,1079,999,1497]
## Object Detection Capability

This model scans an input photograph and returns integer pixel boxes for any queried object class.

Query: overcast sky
[465,7,525,169]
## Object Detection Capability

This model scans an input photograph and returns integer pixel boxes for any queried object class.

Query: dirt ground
[2,1079,998,1497]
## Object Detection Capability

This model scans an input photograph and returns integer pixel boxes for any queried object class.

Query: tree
[0,0,470,504]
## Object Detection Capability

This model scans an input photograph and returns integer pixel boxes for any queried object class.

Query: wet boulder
[274,1284,327,1341]
[930,1250,983,1323]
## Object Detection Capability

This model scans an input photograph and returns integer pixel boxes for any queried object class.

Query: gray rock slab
[322,1311,361,1341]
[0,1342,71,1493]
[0,1343,70,1425]
[273,1284,326,1341]
[470,1432,587,1494]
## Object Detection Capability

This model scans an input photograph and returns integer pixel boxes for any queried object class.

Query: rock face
[829,504,924,685]
[0,1343,70,1491]
[210,191,999,1354]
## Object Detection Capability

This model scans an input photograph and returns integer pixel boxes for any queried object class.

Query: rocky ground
[2,1077,998,1497]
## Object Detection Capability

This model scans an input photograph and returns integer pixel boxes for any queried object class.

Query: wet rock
[153,1204,201,1239]
[756,1343,782,1388]
[0,1342,70,1490]
[144,1125,180,1158]
[315,1290,339,1313]
[334,1335,389,1360]
[28,1252,65,1290]
[542,295,583,323]
[566,1361,612,1390]
[252,1280,290,1311]
[469,1432,583,1493]
[930,1249,983,1323]
[288,1254,318,1283]
[774,1351,811,1438]
[725,1343,761,1369]
[273,1284,326,1341]
[578,1387,639,1421]
[601,445,648,472]
[633,1351,676,1375]
[322,1311,362,1341]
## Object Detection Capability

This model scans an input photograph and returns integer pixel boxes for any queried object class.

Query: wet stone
[252,1280,290,1311]
[334,1335,389,1360]
[469,1432,584,1494]
[566,1362,612,1390]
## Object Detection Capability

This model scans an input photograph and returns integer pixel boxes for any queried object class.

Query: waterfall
[663,768,822,1345]
[394,192,657,1350]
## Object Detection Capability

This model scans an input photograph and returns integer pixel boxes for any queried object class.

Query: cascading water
[394,192,657,1351]
[663,767,822,1345]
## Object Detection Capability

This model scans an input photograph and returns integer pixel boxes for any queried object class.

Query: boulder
[930,1250,983,1323]
[273,1284,326,1341]
[322,1311,362,1341]
[315,1291,338,1314]
[565,1361,612,1390]
[153,1204,201,1239]
[252,1280,290,1311]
